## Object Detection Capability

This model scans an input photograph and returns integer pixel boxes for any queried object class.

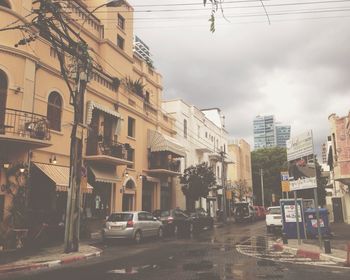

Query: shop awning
[33,163,93,193]
[86,101,121,126]
[148,129,186,158]
[88,164,120,184]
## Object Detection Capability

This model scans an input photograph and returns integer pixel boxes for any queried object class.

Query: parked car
[266,206,282,233]
[233,202,255,223]
[253,206,266,220]
[102,211,163,243]
[154,209,191,236]
[187,208,214,232]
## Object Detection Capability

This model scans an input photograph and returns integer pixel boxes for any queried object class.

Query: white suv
[266,206,282,233]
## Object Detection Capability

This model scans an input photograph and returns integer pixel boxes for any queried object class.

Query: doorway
[122,194,133,211]
[332,197,344,223]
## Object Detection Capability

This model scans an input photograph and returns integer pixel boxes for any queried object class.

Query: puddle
[183,260,214,271]
[107,265,159,274]
[186,249,208,257]
[194,271,221,280]
[257,259,277,267]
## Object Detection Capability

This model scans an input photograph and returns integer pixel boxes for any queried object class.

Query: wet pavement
[1,221,349,280]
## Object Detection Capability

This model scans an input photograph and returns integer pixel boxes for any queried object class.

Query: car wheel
[158,227,164,239]
[134,230,143,244]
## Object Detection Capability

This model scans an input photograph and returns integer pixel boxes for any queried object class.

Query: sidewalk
[0,242,102,274]
[273,222,350,266]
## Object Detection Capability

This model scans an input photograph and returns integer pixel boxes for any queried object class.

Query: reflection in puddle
[107,264,159,275]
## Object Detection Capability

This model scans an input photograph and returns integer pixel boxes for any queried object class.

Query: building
[227,139,253,203]
[162,100,230,216]
[275,124,291,148]
[327,113,350,224]
[253,115,290,149]
[0,0,184,237]
[253,115,276,149]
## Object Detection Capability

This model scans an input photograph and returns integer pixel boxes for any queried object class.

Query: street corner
[0,245,102,275]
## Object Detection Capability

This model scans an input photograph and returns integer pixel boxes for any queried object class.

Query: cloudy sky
[128,0,350,154]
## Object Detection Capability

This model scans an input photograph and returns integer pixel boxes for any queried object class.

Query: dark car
[154,209,191,236]
[188,208,214,233]
[233,202,255,223]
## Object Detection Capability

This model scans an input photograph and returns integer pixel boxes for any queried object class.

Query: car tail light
[167,217,174,224]
[126,220,134,228]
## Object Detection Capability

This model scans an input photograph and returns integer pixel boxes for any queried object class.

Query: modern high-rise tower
[253,115,290,149]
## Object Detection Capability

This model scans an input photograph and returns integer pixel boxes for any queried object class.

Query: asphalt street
[1,221,349,280]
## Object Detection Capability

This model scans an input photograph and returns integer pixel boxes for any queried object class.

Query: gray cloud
[130,0,350,153]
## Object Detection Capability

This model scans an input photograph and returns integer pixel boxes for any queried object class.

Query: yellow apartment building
[0,0,185,235]
[227,139,253,202]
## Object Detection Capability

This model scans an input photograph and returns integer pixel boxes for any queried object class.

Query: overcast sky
[128,0,350,154]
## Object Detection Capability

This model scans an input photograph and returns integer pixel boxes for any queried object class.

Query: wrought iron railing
[149,156,181,172]
[86,134,129,160]
[0,108,51,141]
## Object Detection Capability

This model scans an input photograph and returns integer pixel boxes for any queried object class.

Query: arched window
[0,70,8,129]
[0,0,11,9]
[47,91,62,131]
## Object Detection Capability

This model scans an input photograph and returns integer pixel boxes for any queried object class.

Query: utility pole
[260,168,265,207]
[220,151,227,223]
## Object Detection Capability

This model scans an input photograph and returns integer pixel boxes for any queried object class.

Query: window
[197,125,200,138]
[117,35,125,50]
[183,119,187,138]
[128,117,135,138]
[50,47,57,58]
[117,14,125,30]
[145,91,150,103]
[47,91,62,131]
[0,70,8,128]
[205,132,208,138]
[0,0,11,9]
[127,148,135,169]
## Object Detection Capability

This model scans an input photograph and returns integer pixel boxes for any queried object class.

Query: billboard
[286,130,314,161]
[287,130,317,191]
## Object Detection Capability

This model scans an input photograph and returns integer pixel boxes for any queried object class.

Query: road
[2,221,349,280]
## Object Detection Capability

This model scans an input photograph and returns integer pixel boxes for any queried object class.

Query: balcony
[85,136,133,166]
[0,108,51,149]
[145,152,181,177]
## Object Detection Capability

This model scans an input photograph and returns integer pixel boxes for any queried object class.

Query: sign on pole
[280,171,290,192]
[286,130,314,162]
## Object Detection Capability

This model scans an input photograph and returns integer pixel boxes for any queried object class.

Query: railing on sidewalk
[0,108,51,141]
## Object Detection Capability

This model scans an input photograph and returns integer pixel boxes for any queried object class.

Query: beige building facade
[0,0,184,234]
[227,139,253,202]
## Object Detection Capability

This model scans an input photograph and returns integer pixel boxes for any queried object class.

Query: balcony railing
[0,108,51,141]
[86,135,129,160]
[149,156,181,172]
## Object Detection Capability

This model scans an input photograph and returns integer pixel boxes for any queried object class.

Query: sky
[127,0,350,155]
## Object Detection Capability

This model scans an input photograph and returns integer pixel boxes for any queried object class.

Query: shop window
[128,117,135,138]
[0,195,4,222]
[47,91,62,131]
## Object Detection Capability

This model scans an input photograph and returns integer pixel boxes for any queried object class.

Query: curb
[0,249,101,274]
[272,242,346,264]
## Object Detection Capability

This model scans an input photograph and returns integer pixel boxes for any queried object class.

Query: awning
[33,163,93,193]
[148,129,186,157]
[88,164,120,184]
[86,101,121,126]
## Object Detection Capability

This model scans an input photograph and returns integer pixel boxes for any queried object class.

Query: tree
[181,162,216,211]
[232,179,252,202]
[251,147,288,206]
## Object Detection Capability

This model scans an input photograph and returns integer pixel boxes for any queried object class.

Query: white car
[266,206,282,233]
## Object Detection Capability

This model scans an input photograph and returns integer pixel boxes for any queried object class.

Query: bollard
[282,233,288,245]
[324,239,331,254]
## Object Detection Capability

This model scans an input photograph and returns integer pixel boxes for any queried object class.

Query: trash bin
[304,208,330,238]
